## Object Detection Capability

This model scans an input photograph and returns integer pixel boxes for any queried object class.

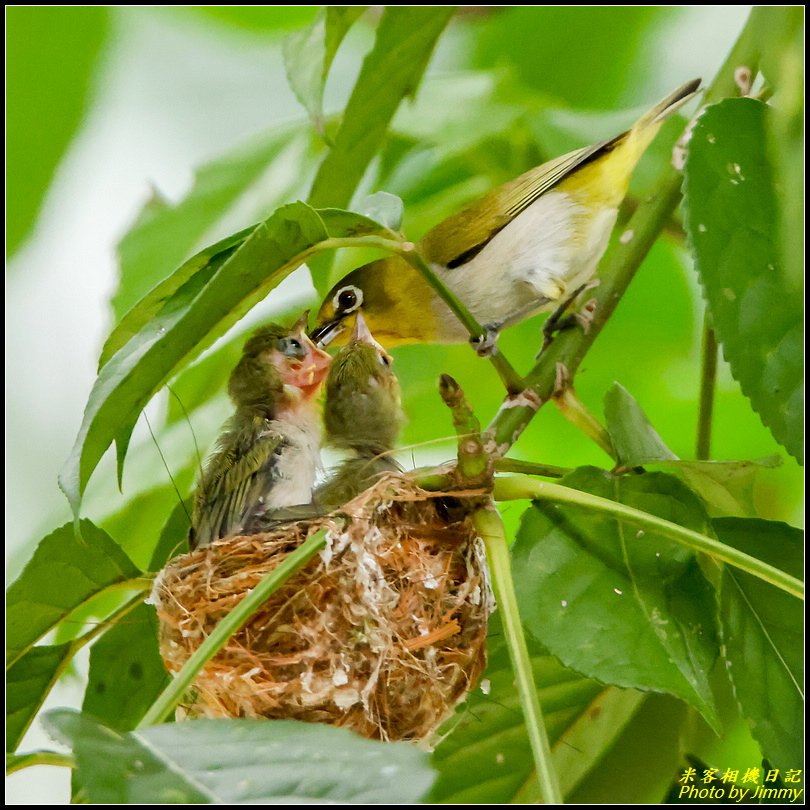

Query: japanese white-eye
[190,315,331,549]
[312,79,700,348]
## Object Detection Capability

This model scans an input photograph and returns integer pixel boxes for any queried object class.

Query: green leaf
[430,632,645,802]
[683,98,803,463]
[61,203,326,514]
[6,7,109,256]
[359,191,405,231]
[81,604,169,733]
[714,517,804,771]
[6,644,71,752]
[512,468,720,728]
[604,382,678,467]
[6,520,140,666]
[283,7,366,134]
[46,711,436,803]
[307,7,455,209]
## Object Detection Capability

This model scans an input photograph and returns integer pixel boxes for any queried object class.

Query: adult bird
[312,79,700,352]
[189,316,331,549]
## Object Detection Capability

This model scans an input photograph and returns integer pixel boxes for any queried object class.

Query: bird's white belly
[437,191,617,324]
[264,413,322,508]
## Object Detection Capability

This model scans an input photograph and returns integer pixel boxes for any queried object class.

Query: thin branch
[6,750,74,775]
[494,458,569,478]
[696,318,718,460]
[554,386,615,460]
[493,476,804,600]
[438,374,490,485]
[139,527,330,727]
[473,505,563,804]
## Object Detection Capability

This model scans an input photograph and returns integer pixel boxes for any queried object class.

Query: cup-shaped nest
[154,474,494,742]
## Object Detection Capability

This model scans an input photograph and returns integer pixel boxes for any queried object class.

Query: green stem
[473,506,562,804]
[400,246,525,394]
[696,318,718,460]
[139,528,329,727]
[494,459,569,478]
[6,750,74,775]
[554,388,615,460]
[494,476,804,599]
[438,374,489,484]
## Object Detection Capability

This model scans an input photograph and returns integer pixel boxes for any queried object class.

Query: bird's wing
[191,425,284,548]
[419,135,622,269]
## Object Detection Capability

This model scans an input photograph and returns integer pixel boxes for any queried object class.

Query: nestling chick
[189,316,331,549]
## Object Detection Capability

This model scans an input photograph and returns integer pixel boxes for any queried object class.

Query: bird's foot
[537,280,600,358]
[470,322,502,357]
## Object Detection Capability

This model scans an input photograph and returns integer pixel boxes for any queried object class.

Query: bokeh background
[6,6,801,803]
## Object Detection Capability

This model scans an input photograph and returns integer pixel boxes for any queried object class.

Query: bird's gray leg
[538,280,600,357]
[469,297,552,357]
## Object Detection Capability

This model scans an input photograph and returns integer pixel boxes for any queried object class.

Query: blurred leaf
[82,604,169,733]
[359,191,404,231]
[513,468,720,728]
[714,517,803,772]
[7,644,71,752]
[61,205,396,515]
[567,694,689,803]
[6,520,140,665]
[190,6,320,33]
[683,98,802,463]
[308,7,455,210]
[6,7,109,256]
[108,126,315,358]
[283,7,366,134]
[431,629,645,802]
[472,7,671,108]
[604,382,678,467]
[672,457,781,517]
[148,499,192,571]
[46,710,435,803]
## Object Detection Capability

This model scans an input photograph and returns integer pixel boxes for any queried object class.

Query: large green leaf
[513,468,720,727]
[6,7,109,256]
[683,98,803,462]
[283,7,366,134]
[307,7,455,210]
[6,644,71,752]
[6,520,140,666]
[60,204,394,514]
[714,517,804,772]
[430,631,645,802]
[82,604,169,733]
[46,711,435,804]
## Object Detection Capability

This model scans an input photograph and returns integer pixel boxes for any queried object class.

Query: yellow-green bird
[190,317,332,549]
[312,79,700,350]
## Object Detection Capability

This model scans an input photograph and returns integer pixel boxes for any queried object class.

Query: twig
[554,386,615,460]
[438,374,491,486]
[494,476,804,600]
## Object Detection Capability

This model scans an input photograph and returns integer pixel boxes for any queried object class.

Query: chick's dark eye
[276,337,304,358]
[379,352,392,367]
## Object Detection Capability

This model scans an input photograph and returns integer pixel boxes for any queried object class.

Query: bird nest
[153,474,494,742]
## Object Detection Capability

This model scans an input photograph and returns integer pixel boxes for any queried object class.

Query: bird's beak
[310,317,346,348]
[283,320,332,398]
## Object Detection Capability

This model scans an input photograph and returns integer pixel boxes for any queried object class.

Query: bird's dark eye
[378,352,392,367]
[334,285,363,314]
[276,337,305,358]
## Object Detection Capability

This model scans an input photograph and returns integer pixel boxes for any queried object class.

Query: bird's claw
[470,323,501,357]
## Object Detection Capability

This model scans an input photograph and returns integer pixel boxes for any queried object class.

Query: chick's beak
[281,329,332,399]
[351,312,391,361]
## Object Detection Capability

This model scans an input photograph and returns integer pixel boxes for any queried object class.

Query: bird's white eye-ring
[333,285,363,314]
